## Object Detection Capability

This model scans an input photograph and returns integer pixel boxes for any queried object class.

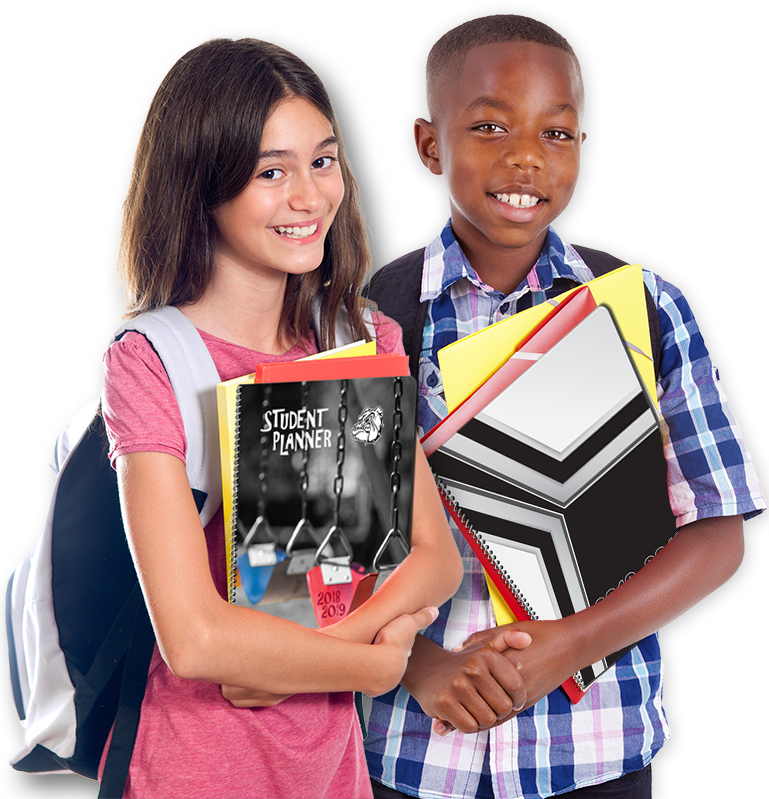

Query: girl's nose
[288,171,325,212]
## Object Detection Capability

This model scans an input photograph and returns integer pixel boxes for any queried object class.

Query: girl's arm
[117,450,439,696]
[317,441,464,645]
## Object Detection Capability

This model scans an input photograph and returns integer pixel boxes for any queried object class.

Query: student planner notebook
[218,355,417,628]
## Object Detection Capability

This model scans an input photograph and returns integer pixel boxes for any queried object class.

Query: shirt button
[427,371,438,388]
[500,302,510,314]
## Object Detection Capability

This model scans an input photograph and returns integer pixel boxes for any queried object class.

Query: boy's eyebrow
[465,97,580,119]
[545,102,580,118]
[257,137,338,162]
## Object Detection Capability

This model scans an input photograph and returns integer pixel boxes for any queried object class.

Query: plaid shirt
[364,222,765,798]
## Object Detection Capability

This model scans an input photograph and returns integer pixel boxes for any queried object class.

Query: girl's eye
[312,155,337,169]
[258,167,284,181]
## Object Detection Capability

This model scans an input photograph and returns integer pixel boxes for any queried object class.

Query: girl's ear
[414,119,442,176]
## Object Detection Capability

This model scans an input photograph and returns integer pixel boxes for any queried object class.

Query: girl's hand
[364,606,439,697]
[220,684,293,708]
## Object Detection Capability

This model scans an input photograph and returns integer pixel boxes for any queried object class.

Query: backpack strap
[571,245,662,380]
[365,248,427,379]
[311,298,377,349]
[113,307,222,527]
[366,245,662,381]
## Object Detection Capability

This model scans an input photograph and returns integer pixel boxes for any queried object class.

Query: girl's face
[211,97,345,283]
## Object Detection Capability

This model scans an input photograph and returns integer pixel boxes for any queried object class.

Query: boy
[364,14,765,799]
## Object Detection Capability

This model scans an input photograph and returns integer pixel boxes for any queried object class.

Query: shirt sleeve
[646,271,765,526]
[370,310,407,356]
[102,331,188,466]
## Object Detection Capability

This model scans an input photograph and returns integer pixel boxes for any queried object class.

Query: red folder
[253,353,409,384]
[422,286,597,456]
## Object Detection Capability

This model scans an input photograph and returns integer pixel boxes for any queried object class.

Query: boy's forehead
[430,40,583,122]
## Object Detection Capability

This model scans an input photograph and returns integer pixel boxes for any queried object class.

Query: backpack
[6,302,374,797]
[6,307,222,797]
[365,245,662,379]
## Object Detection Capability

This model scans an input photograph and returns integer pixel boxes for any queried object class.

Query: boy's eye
[543,130,573,141]
[474,123,505,134]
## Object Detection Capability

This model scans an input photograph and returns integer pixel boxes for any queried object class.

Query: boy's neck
[454,224,548,297]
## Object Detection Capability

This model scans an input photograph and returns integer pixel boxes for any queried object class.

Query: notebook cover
[427,306,677,701]
[221,373,417,627]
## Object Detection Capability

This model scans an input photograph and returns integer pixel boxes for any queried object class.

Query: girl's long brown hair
[120,38,371,349]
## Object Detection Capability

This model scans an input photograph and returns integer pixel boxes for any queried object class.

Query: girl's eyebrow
[257,137,338,162]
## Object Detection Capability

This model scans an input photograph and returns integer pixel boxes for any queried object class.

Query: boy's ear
[414,118,442,176]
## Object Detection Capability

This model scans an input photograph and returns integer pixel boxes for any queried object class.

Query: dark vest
[365,245,661,381]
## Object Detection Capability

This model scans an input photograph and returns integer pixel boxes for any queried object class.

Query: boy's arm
[430,513,743,732]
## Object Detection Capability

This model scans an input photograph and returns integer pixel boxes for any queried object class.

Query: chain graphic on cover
[425,306,678,702]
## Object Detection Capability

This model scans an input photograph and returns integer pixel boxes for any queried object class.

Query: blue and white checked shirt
[364,222,765,799]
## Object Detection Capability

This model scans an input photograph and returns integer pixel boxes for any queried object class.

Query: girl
[101,38,463,798]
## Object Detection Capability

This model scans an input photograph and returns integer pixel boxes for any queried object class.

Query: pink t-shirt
[100,313,404,799]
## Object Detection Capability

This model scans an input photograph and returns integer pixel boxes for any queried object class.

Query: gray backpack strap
[311,298,377,348]
[113,307,222,527]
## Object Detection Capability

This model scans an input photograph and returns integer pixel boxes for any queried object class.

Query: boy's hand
[401,628,532,736]
[461,618,585,711]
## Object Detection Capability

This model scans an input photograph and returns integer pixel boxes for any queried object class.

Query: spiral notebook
[217,360,417,627]
[426,306,678,702]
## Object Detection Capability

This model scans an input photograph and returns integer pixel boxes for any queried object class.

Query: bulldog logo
[350,406,384,445]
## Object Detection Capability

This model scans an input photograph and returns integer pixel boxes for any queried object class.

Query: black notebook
[426,306,678,701]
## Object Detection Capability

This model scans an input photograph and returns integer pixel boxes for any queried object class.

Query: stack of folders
[422,268,678,702]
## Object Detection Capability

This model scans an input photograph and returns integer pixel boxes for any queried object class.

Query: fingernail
[428,607,439,621]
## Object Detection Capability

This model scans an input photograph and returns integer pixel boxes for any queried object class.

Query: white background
[2,1,766,797]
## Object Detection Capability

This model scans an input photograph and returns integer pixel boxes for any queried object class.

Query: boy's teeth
[494,193,541,208]
[276,223,318,238]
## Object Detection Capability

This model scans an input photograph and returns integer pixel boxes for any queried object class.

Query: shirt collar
[420,220,595,302]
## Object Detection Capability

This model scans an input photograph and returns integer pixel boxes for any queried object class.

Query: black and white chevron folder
[425,305,678,703]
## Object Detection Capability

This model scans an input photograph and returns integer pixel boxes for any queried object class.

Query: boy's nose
[502,136,544,171]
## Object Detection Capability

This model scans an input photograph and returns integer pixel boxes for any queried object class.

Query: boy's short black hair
[426,15,582,117]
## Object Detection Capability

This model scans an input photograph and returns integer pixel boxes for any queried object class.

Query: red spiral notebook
[424,299,678,703]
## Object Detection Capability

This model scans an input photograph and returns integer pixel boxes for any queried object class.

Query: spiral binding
[227,387,243,605]
[432,475,539,621]
[433,474,598,696]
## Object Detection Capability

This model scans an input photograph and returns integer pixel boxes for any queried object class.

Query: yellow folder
[438,264,657,413]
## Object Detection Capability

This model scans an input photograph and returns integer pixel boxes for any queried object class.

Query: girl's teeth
[494,193,540,208]
[276,223,318,238]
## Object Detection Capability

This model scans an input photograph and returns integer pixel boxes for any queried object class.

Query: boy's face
[417,41,584,275]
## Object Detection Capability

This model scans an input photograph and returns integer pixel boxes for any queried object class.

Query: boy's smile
[416,41,585,294]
